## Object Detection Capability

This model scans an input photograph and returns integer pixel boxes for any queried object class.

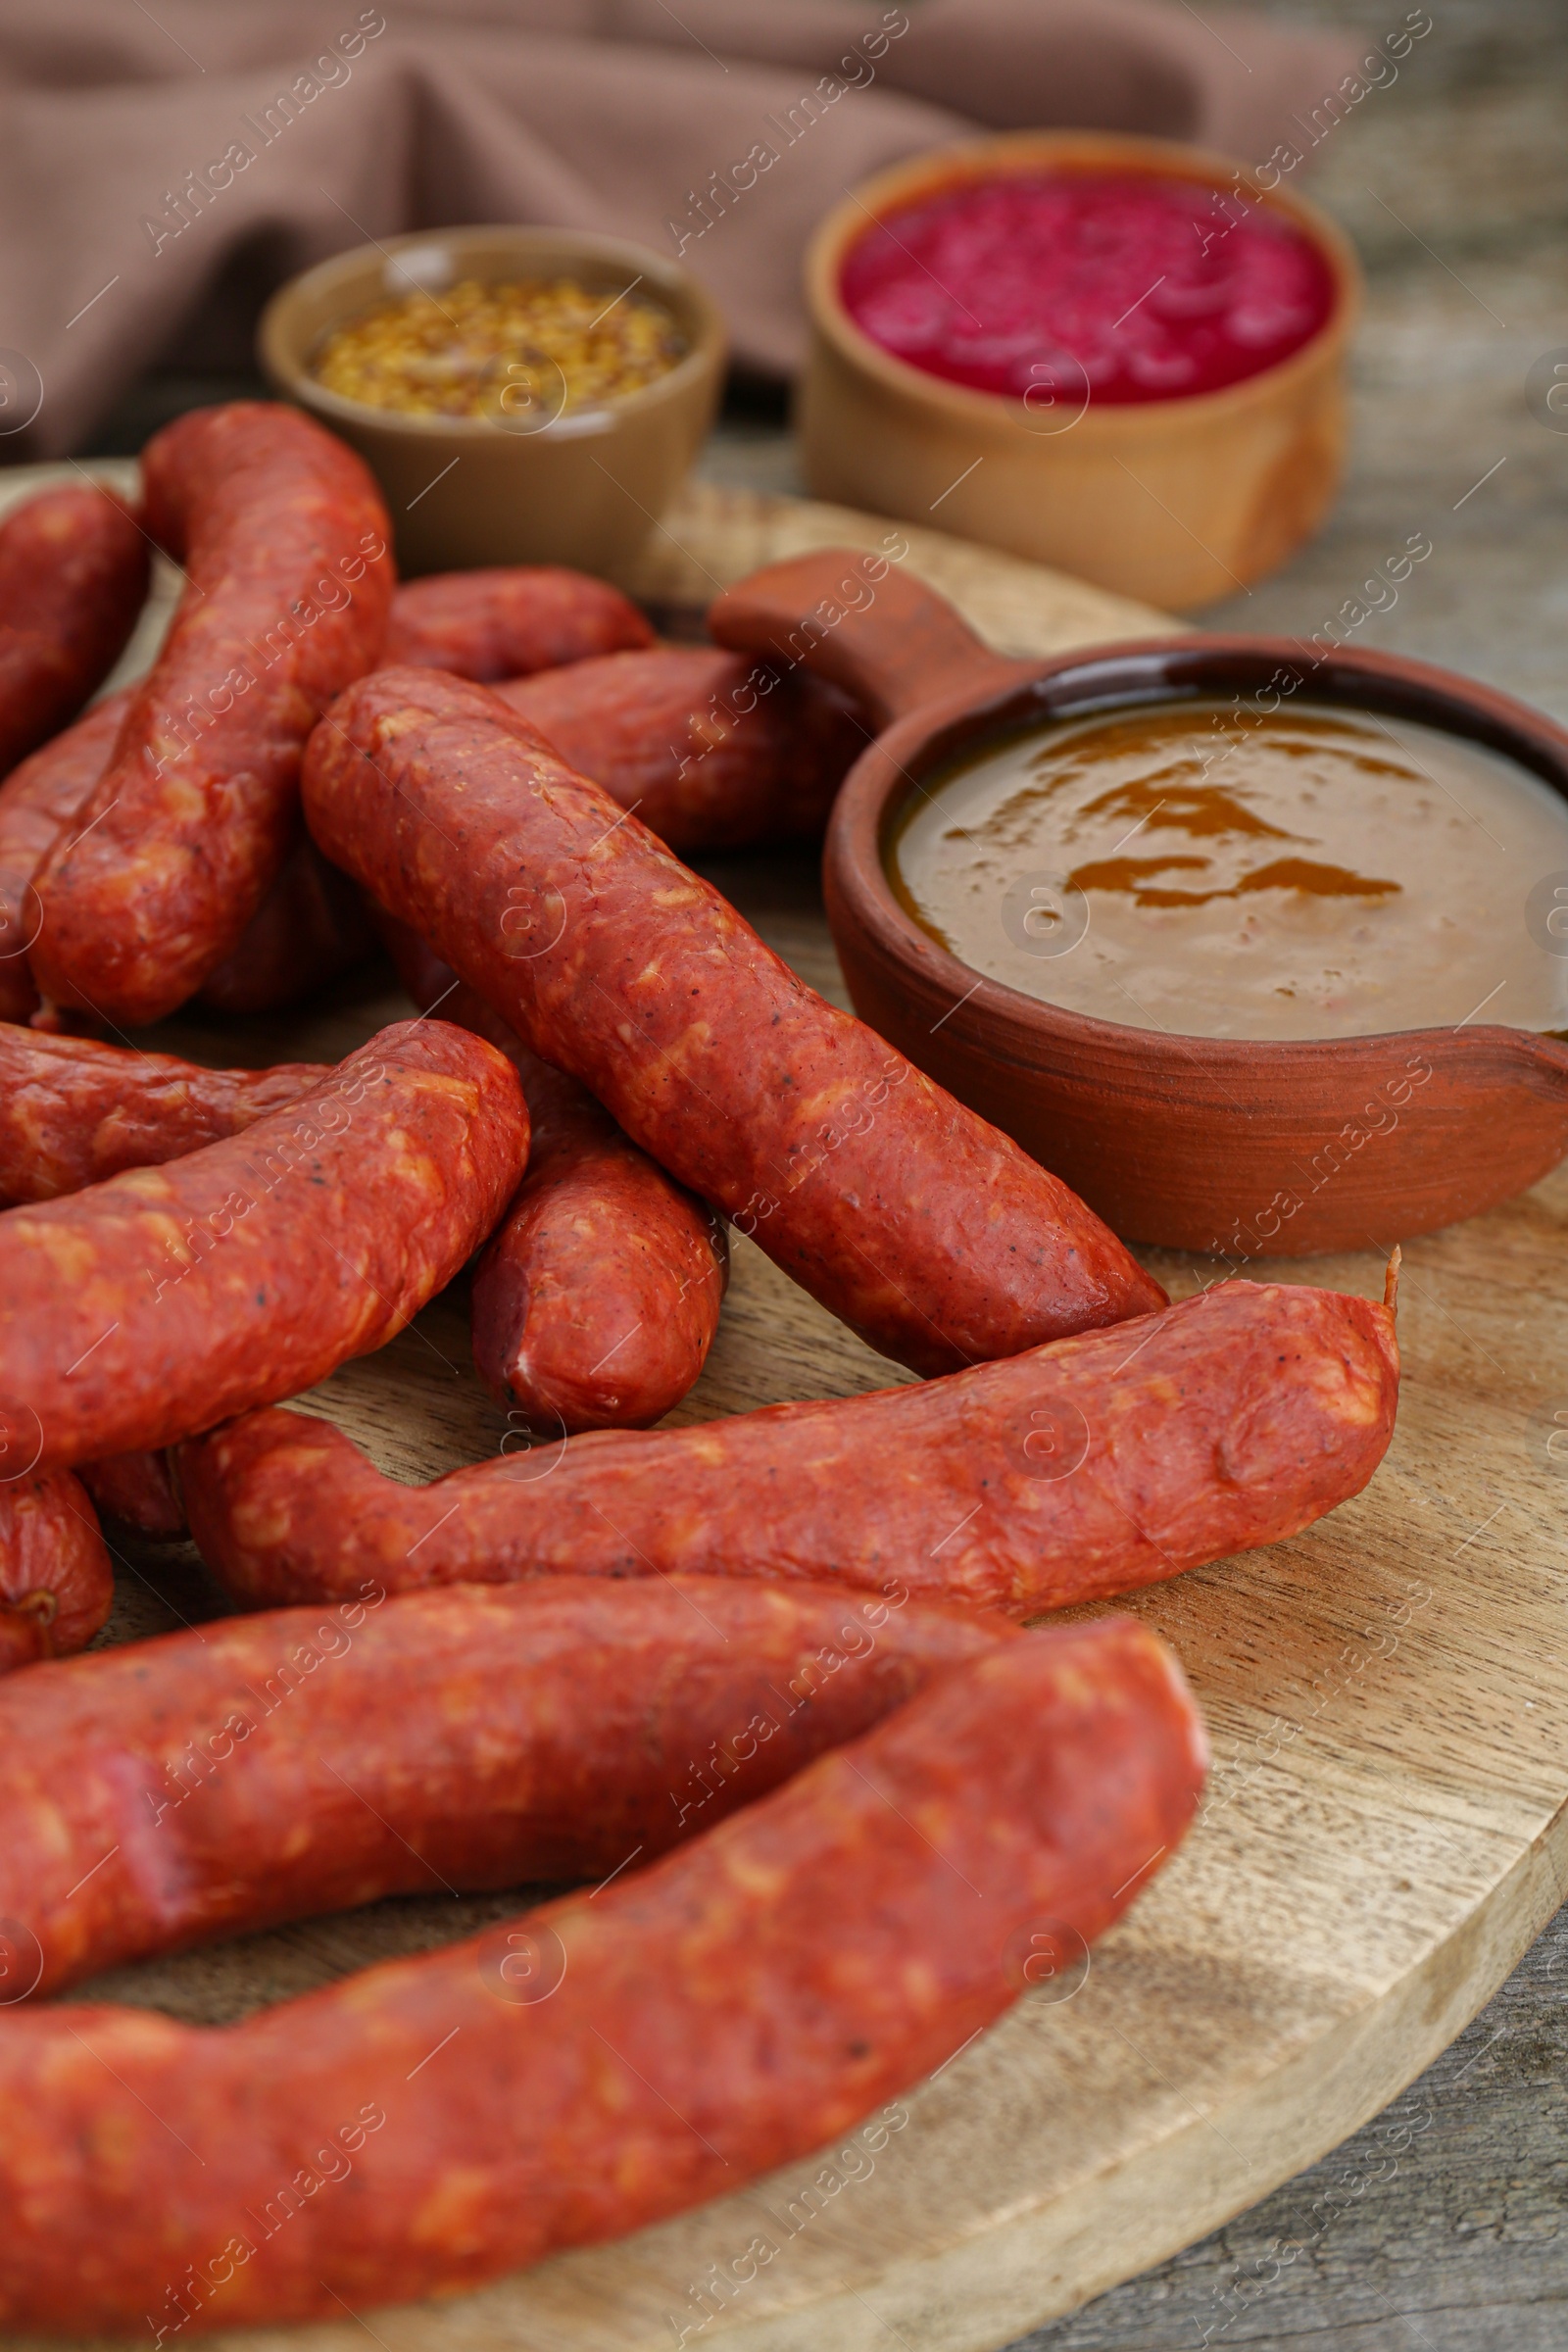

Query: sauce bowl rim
[826,632,1568,1070]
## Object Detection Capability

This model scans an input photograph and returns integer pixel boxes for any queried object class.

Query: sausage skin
[0,1610,42,1676]
[0,1021,327,1204]
[0,1575,1013,1996]
[385,564,654,679]
[197,834,375,1014]
[0,1468,114,1674]
[0,688,130,1024]
[496,646,865,853]
[0,1615,1203,2332]
[182,1277,1398,1616]
[385,915,728,1431]
[0,693,372,1023]
[302,669,1165,1375]
[76,1448,185,1539]
[473,1050,728,1431]
[0,484,147,782]
[31,405,394,1026]
[0,1019,527,1476]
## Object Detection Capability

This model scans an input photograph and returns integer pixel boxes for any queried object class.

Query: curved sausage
[0,484,147,782]
[0,692,374,1024]
[76,1449,184,1540]
[31,404,394,1027]
[384,915,727,1432]
[471,1055,728,1430]
[386,564,653,679]
[497,647,865,853]
[197,835,375,1014]
[0,1614,1203,2333]
[0,1019,527,1477]
[182,1275,1399,1616]
[0,1021,327,1204]
[0,1575,1013,1997]
[0,689,129,1024]
[302,669,1165,1376]
[0,1468,114,1674]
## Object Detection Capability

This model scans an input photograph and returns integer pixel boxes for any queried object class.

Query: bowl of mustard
[259,225,726,575]
[710,550,1568,1258]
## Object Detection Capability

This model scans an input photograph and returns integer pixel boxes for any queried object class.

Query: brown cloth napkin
[0,0,1354,456]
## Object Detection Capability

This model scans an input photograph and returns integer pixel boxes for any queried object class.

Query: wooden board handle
[707,549,1028,726]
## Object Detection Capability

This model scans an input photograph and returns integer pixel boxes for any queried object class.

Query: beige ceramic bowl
[259,225,726,576]
[799,132,1362,611]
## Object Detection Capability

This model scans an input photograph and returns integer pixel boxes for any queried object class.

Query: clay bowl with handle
[707,550,1568,1258]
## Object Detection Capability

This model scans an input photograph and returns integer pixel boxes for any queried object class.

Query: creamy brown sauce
[888,700,1568,1040]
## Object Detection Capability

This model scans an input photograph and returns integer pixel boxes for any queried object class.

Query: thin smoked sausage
[0,1615,1203,2334]
[385,564,653,679]
[181,1275,1399,1617]
[0,1019,526,1476]
[31,405,394,1025]
[0,689,129,1024]
[76,1449,185,1541]
[383,915,727,1431]
[471,1049,728,1430]
[302,667,1165,1375]
[0,1468,113,1675]
[0,690,375,1023]
[0,1575,1013,1995]
[497,646,864,852]
[0,1021,326,1204]
[0,484,147,781]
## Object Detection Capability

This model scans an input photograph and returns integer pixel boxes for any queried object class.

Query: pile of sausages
[0,406,1400,2336]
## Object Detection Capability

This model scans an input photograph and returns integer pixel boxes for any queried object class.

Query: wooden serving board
[5,468,1566,2352]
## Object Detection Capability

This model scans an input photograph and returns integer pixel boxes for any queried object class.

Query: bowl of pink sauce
[801,133,1361,610]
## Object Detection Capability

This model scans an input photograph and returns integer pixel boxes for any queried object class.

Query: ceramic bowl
[708,550,1568,1258]
[259,224,726,577]
[799,131,1362,612]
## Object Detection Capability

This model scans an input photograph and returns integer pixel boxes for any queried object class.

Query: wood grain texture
[1,470,1562,2352]
[1022,1902,1568,2351]
[611,474,1177,657]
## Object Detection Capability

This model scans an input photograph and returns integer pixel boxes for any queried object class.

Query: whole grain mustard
[310,277,688,421]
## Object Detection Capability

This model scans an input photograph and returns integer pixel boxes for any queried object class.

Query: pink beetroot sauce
[839,172,1336,404]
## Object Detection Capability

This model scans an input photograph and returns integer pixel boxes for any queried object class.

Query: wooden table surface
[699,4,1568,2344]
